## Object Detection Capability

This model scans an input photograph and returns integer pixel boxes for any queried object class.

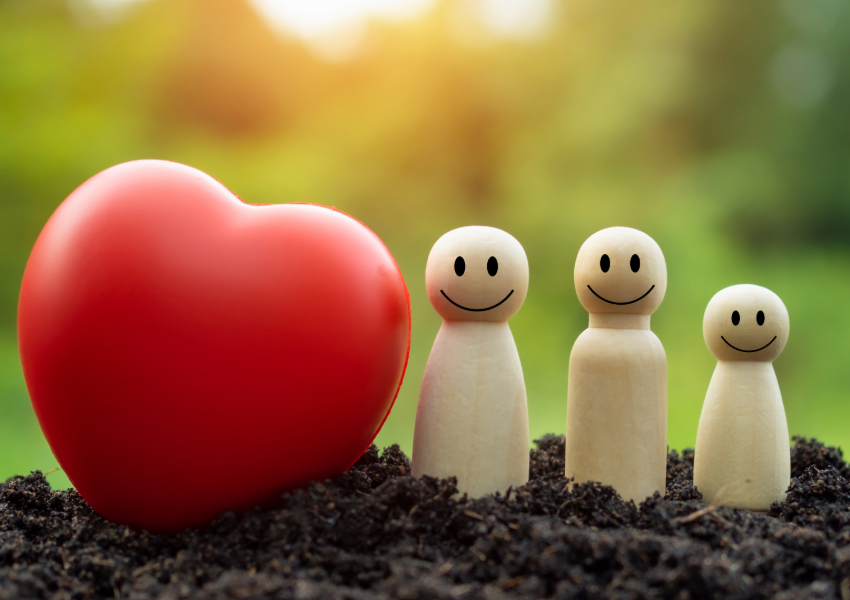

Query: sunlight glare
[477,0,551,39]
[249,0,435,38]
[83,0,553,60]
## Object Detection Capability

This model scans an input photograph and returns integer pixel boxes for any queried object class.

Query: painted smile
[587,285,655,306]
[721,336,777,353]
[441,289,514,312]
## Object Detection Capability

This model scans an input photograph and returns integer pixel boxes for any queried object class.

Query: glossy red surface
[18,160,410,533]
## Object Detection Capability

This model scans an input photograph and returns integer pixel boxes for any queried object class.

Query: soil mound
[2,436,849,599]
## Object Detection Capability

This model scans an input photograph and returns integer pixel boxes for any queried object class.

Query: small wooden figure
[694,284,791,510]
[412,226,530,498]
[564,227,668,502]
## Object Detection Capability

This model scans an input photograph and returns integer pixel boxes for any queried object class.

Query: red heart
[18,160,410,533]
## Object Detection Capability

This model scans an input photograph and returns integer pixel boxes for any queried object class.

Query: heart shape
[18,160,410,533]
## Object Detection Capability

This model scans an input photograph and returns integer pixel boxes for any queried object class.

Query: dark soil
[3,436,850,599]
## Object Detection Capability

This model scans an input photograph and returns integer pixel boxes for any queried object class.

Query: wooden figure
[564,227,668,502]
[412,226,530,498]
[694,284,791,510]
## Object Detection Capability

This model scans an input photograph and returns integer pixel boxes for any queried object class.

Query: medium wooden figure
[412,226,529,498]
[564,227,668,502]
[694,284,791,510]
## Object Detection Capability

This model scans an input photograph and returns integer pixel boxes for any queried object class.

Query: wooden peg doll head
[426,226,529,323]
[574,227,667,317]
[703,284,789,363]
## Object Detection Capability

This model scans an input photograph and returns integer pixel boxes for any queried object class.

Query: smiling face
[426,226,528,322]
[704,285,789,362]
[574,227,667,315]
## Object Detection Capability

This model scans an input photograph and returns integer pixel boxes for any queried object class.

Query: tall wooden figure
[412,226,530,498]
[694,284,790,510]
[564,227,668,502]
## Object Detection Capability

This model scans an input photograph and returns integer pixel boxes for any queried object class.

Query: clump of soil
[789,435,850,480]
[2,436,850,599]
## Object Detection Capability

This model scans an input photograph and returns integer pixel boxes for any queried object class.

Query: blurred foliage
[1,0,849,489]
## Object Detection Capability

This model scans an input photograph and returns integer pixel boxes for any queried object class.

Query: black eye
[732,311,740,326]
[757,310,765,326]
[630,254,640,273]
[487,256,498,276]
[600,254,610,273]
[454,256,465,276]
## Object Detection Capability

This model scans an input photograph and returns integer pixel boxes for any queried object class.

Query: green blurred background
[2,0,848,490]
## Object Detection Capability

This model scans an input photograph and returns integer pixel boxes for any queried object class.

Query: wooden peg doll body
[412,226,530,498]
[414,320,528,497]
[694,284,791,510]
[564,227,668,503]
[566,315,667,502]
